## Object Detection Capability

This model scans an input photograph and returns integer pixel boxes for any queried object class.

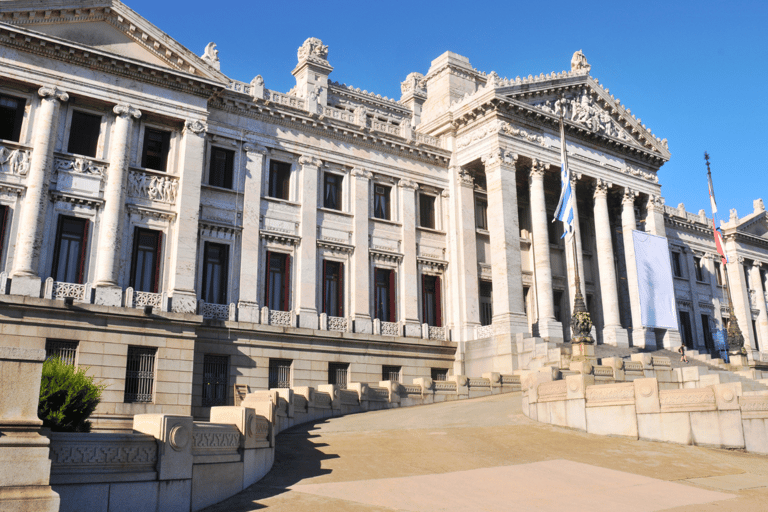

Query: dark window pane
[202,242,228,304]
[324,173,342,210]
[421,275,441,326]
[382,365,400,382]
[374,268,393,322]
[0,94,26,142]
[202,355,229,407]
[479,280,493,326]
[431,368,448,381]
[209,147,234,189]
[124,346,156,403]
[328,362,348,389]
[268,359,291,389]
[266,252,289,311]
[67,111,101,158]
[141,128,171,171]
[694,257,703,282]
[476,198,488,230]
[374,185,390,220]
[131,228,160,293]
[268,161,291,199]
[419,194,435,229]
[323,260,342,316]
[52,216,87,283]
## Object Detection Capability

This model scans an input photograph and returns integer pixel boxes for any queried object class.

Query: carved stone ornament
[185,119,207,136]
[38,86,68,102]
[113,103,142,119]
[54,156,106,177]
[622,188,636,205]
[201,42,220,71]
[0,145,30,175]
[593,179,609,197]
[298,155,322,167]
[648,194,665,211]
[730,208,739,222]
[535,92,629,141]
[398,178,418,190]
[243,143,266,155]
[457,169,474,187]
[530,159,549,178]
[481,149,517,169]
[571,50,591,74]
[252,75,264,87]
[400,72,426,98]
[297,37,329,64]
[350,167,372,180]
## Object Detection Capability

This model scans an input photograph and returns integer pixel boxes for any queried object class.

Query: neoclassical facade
[0,0,765,429]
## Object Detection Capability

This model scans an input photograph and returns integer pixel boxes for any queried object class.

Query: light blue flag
[553,115,574,237]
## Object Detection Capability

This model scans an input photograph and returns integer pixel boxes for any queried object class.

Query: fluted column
[749,261,767,354]
[482,149,527,334]
[399,178,421,337]
[10,86,68,297]
[528,160,561,341]
[593,179,628,346]
[350,167,372,333]
[92,104,141,305]
[237,143,266,322]
[295,155,322,329]
[621,187,656,348]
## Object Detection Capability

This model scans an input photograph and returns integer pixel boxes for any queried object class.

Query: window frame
[45,339,78,366]
[208,146,235,189]
[323,171,343,211]
[671,252,683,278]
[66,110,103,158]
[268,160,291,200]
[202,354,229,407]
[140,126,172,172]
[50,215,89,284]
[129,227,162,293]
[418,193,436,229]
[201,241,229,305]
[0,92,26,142]
[265,251,291,311]
[374,267,396,322]
[694,256,704,282]
[268,358,292,389]
[322,259,344,317]
[124,346,157,403]
[328,362,349,389]
[475,197,488,231]
[382,365,401,382]
[479,280,493,326]
[421,274,442,327]
[373,183,391,220]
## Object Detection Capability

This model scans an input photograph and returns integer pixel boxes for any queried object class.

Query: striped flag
[706,156,728,265]
[553,114,574,237]
[707,168,718,215]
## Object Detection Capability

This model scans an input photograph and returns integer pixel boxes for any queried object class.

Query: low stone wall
[522,373,768,455]
[49,373,521,512]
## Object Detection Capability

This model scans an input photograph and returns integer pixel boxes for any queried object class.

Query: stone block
[54,483,107,512]
[353,317,372,334]
[742,418,768,455]
[109,481,159,512]
[637,412,692,445]
[451,375,468,396]
[93,285,122,307]
[191,462,244,511]
[157,479,191,512]
[713,382,742,411]
[634,378,660,414]
[682,366,705,382]
[600,357,624,370]
[211,406,262,449]
[566,374,594,400]
[630,353,653,369]
[699,374,723,387]
[565,398,587,430]
[275,388,294,417]
[0,347,46,424]
[243,447,273,488]
[298,311,318,329]
[549,400,567,427]
[403,322,422,338]
[236,302,260,323]
[9,275,42,298]
[690,410,745,448]
[586,405,638,438]
[132,414,193,480]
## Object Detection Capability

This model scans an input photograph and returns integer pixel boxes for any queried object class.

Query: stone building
[0,0,765,430]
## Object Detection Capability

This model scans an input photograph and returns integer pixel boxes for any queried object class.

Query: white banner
[632,230,678,329]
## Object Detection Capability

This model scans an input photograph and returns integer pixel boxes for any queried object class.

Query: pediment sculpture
[297,37,329,63]
[533,92,632,142]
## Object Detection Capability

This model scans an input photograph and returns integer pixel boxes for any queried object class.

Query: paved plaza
[202,392,768,511]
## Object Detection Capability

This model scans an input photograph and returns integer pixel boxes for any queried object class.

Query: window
[0,93,25,142]
[0,205,9,260]
[421,275,442,327]
[553,290,564,323]
[479,280,493,326]
[328,362,349,389]
[202,242,229,305]
[679,311,693,349]
[124,346,156,403]
[322,260,344,317]
[51,216,89,284]
[701,314,714,353]
[130,228,162,293]
[67,111,101,158]
[323,173,342,210]
[752,320,760,351]
[209,147,234,189]
[523,286,530,315]
[374,267,396,322]
[45,339,78,366]
[374,185,391,220]
[431,368,448,381]
[265,252,291,311]
[694,257,704,282]
[671,252,683,278]
[268,359,292,389]
[141,128,171,171]
[268,160,291,200]
[475,198,488,230]
[382,365,401,382]
[715,261,723,286]
[419,193,436,229]
[202,354,229,407]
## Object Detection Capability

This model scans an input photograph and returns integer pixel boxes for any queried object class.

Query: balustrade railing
[476,324,494,339]
[322,106,354,123]
[127,169,179,204]
[227,80,252,95]
[124,287,165,310]
[269,309,292,327]
[327,316,348,332]
[44,278,90,302]
[428,326,446,341]
[200,302,231,320]
[265,90,305,110]
[381,321,400,336]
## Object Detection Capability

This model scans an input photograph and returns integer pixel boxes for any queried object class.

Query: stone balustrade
[475,324,494,339]
[199,301,235,321]
[268,308,293,327]
[265,89,306,110]
[322,106,354,123]
[44,277,91,303]
[124,287,166,311]
[380,321,400,336]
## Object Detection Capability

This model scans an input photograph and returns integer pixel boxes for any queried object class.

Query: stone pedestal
[0,347,60,512]
[634,327,658,350]
[93,285,122,307]
[9,275,41,298]
[570,342,597,365]
[237,301,260,323]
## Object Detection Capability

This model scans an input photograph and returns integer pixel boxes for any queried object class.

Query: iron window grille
[268,359,292,389]
[328,362,349,389]
[202,355,229,407]
[382,365,401,382]
[431,368,448,381]
[45,339,78,366]
[124,346,157,403]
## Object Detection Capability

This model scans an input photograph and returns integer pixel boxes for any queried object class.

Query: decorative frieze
[659,388,716,412]
[54,156,106,177]
[585,382,635,407]
[538,380,567,402]
[128,170,179,204]
[0,145,30,175]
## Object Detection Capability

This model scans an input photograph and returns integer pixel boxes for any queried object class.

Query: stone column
[10,86,68,297]
[447,167,480,342]
[621,188,656,348]
[727,255,753,354]
[237,144,266,323]
[481,149,527,334]
[295,155,321,329]
[528,160,561,342]
[593,179,628,346]
[350,167,372,333]
[750,262,768,353]
[168,120,207,314]
[92,104,142,306]
[399,178,421,337]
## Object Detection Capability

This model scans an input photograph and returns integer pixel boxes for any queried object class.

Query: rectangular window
[124,346,156,403]
[141,128,171,171]
[323,173,342,210]
[715,261,723,286]
[421,275,442,327]
[374,267,396,322]
[202,242,229,305]
[45,339,78,366]
[265,252,291,311]
[553,290,564,323]
[322,260,344,317]
[328,362,349,389]
[701,314,714,353]
[0,94,26,142]
[694,257,704,282]
[479,280,493,326]
[679,310,693,348]
[382,365,401,382]
[130,228,162,293]
[268,160,291,200]
[672,252,683,278]
[0,205,9,261]
[475,198,488,230]
[431,368,448,381]
[374,185,391,220]
[51,216,89,284]
[268,358,292,389]
[67,111,101,158]
[419,194,435,229]
[752,320,760,351]
[202,354,229,407]
[209,147,234,189]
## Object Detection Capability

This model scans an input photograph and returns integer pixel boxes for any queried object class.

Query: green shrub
[38,357,106,432]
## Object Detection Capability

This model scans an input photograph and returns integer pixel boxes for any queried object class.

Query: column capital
[350,167,373,180]
[481,148,518,169]
[184,119,207,136]
[646,194,665,212]
[752,260,764,269]
[38,86,68,102]
[622,187,637,205]
[569,172,582,188]
[243,142,267,155]
[457,168,474,188]
[113,103,142,119]
[593,178,610,198]
[398,178,418,190]
[738,256,746,265]
[298,155,322,167]
[529,159,549,179]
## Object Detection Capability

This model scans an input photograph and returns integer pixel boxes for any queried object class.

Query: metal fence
[268,359,292,389]
[124,346,156,403]
[202,355,229,406]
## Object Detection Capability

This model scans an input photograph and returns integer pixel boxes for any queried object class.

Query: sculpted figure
[202,42,220,70]
[571,49,591,74]
[297,37,328,62]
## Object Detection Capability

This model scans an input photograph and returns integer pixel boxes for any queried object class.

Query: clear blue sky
[126,0,767,222]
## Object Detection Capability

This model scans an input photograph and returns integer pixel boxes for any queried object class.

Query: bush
[38,357,106,432]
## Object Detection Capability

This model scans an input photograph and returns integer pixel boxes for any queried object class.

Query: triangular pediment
[0,1,227,82]
[736,210,768,237]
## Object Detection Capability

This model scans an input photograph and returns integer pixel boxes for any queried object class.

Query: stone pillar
[446,167,480,341]
[528,160,561,342]
[237,144,266,323]
[168,120,207,314]
[750,262,768,353]
[350,167,372,333]
[481,149,527,334]
[0,347,60,511]
[296,156,321,329]
[399,178,421,337]
[593,179,628,346]
[10,87,68,297]
[645,194,666,237]
[92,104,142,306]
[621,188,655,348]
[728,255,753,354]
